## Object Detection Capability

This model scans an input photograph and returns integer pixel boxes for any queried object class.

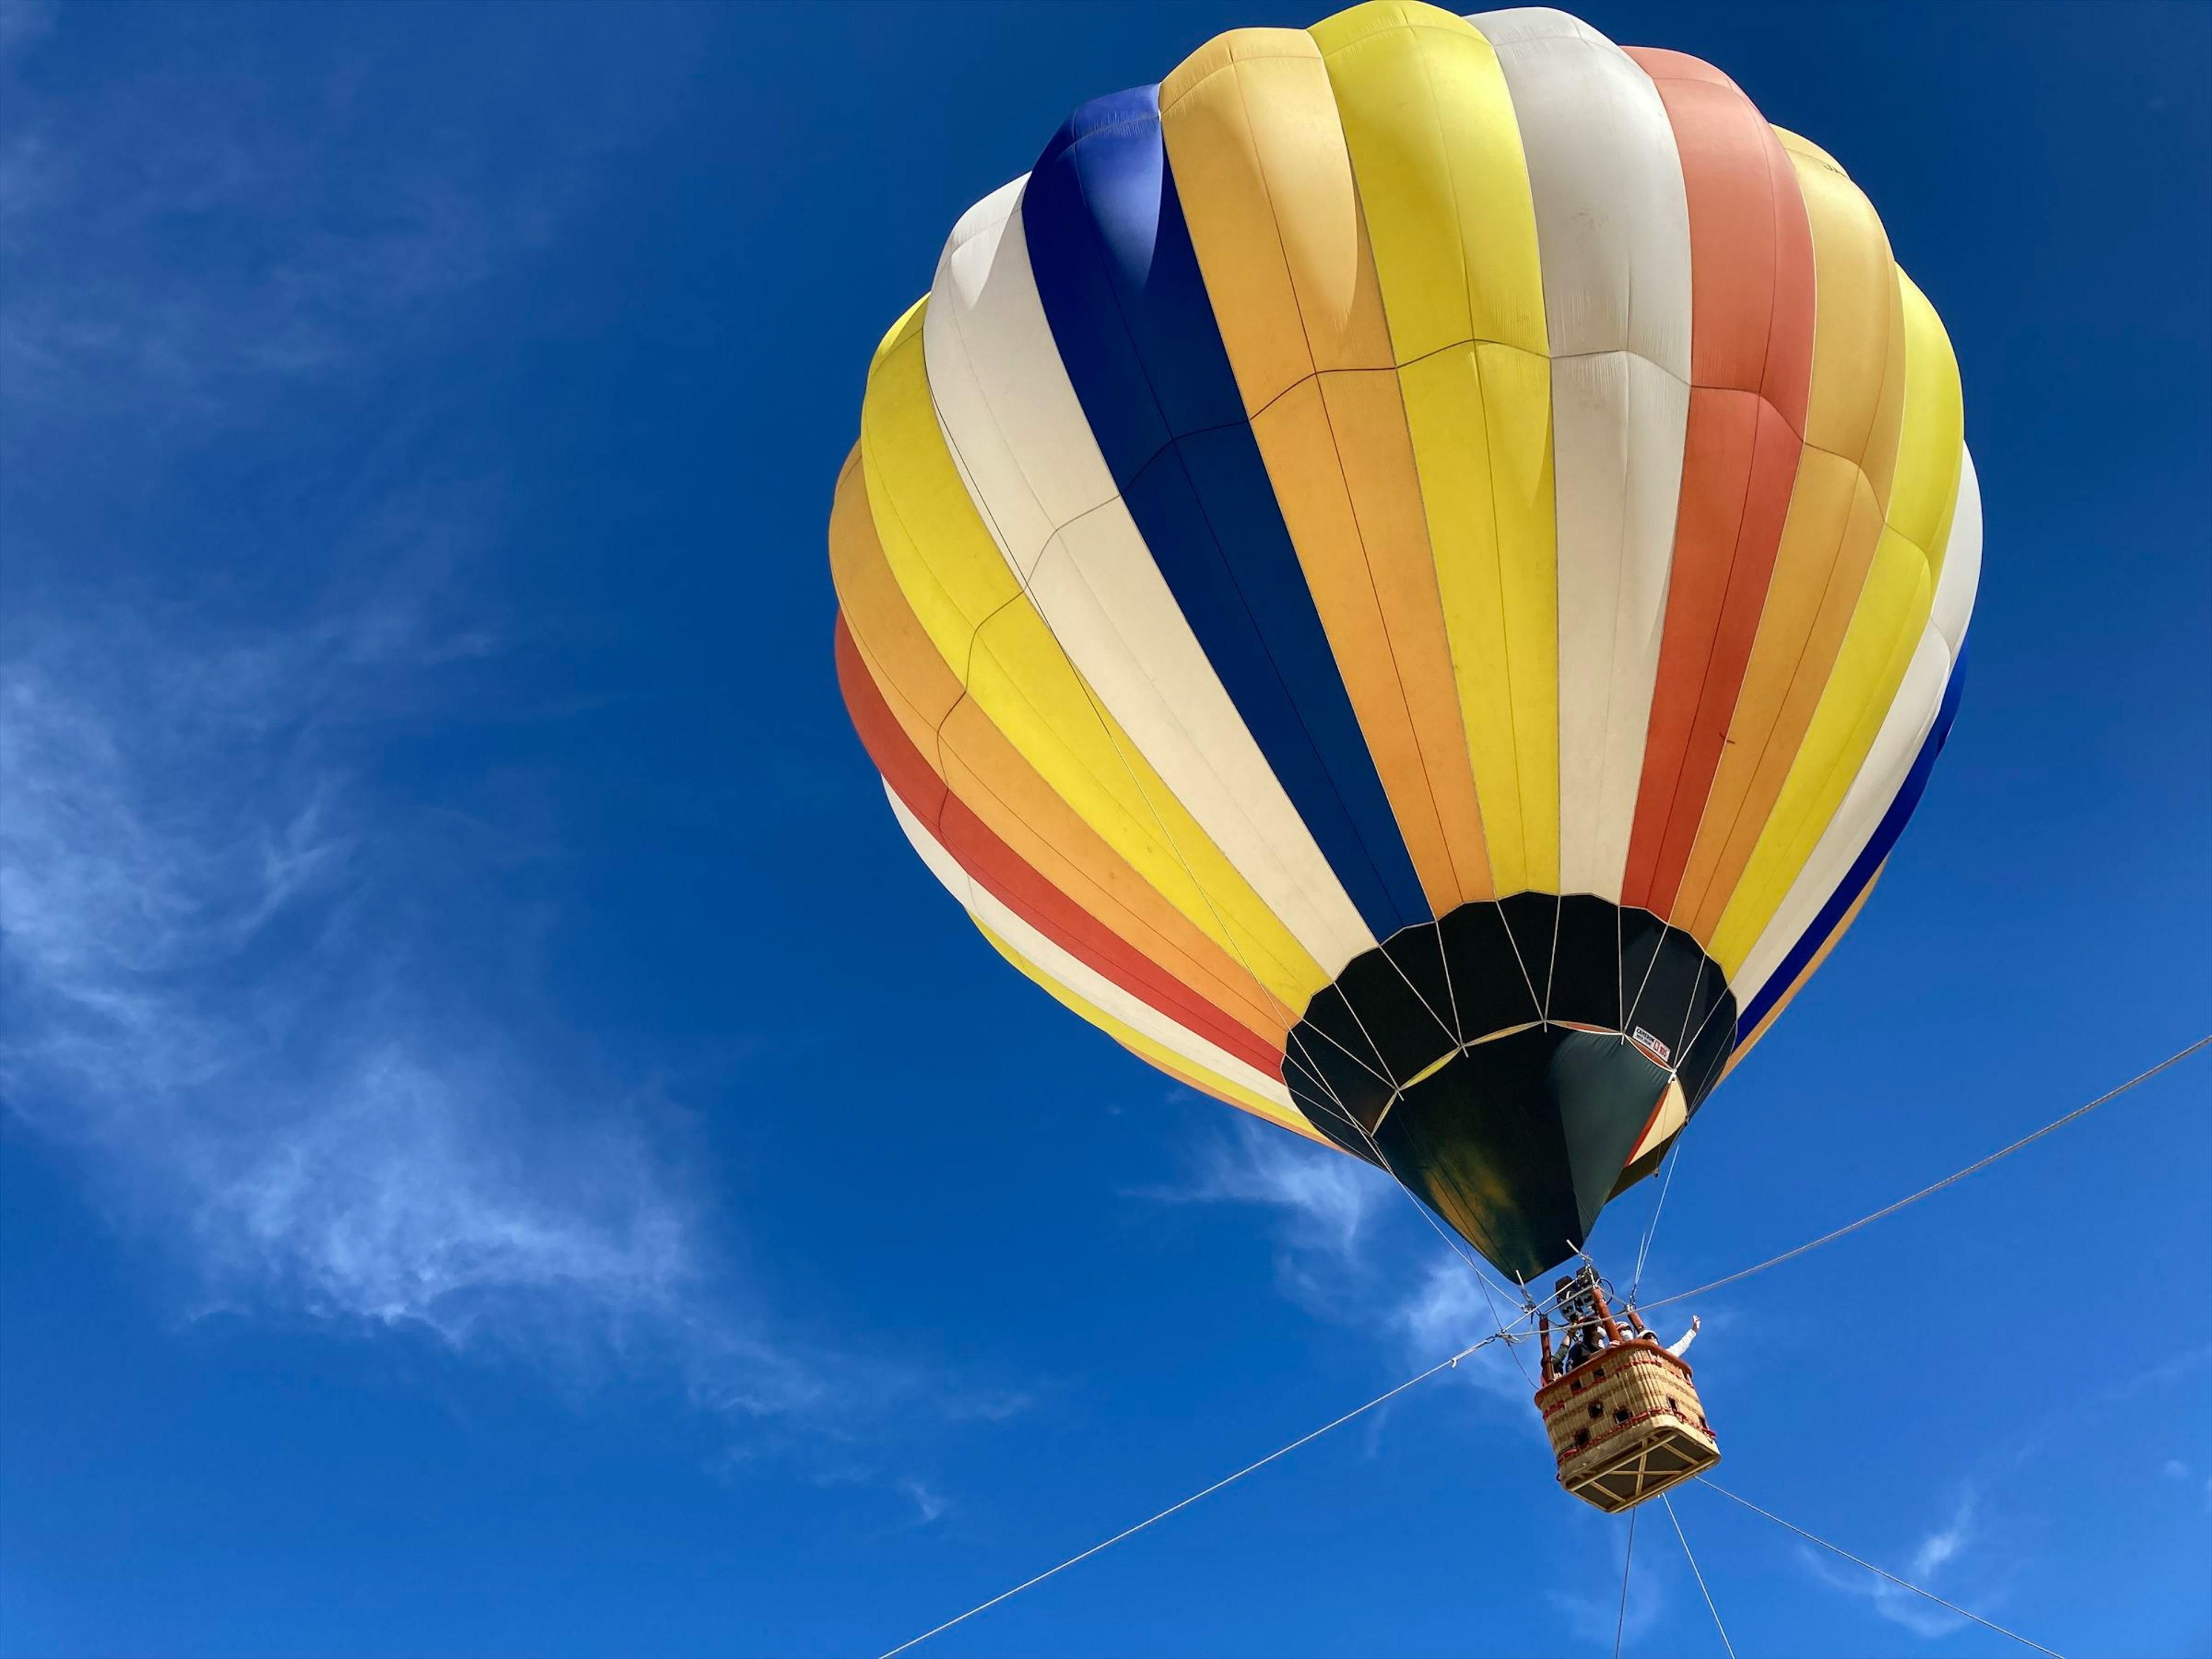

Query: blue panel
[1736,640,1971,1039]
[1022,87,1430,939]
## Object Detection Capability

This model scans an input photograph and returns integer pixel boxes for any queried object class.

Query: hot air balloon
[828,2,1976,1498]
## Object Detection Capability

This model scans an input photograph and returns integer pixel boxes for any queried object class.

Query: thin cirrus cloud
[1544,1535,1665,1650]
[0,0,1010,1490]
[1797,1498,1979,1639]
[0,0,711,1372]
[2,594,790,1416]
[0,0,687,434]
[1139,1116,1541,1408]
[0,430,1008,1487]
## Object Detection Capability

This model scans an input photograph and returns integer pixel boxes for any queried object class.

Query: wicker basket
[1533,1338,1719,1513]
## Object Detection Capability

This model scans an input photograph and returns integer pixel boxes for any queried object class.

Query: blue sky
[1,1,2207,1655]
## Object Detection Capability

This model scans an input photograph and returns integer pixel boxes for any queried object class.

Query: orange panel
[1620,50,1815,918]
[827,449,1291,1051]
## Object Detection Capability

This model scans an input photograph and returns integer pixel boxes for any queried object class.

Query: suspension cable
[877,1321,1528,1658]
[1693,1478,2062,1658]
[1629,1134,1683,1303]
[1639,1035,2209,1315]
[1612,1504,1638,1658]
[1314,1039,1539,1385]
[1662,1495,1733,1658]
[880,1040,2199,1656]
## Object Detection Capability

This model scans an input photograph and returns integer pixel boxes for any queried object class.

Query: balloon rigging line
[1662,1494,1734,1658]
[1611,1503,1637,1659]
[1290,1026,1509,1306]
[874,1323,1528,1658]
[1283,1004,1539,1374]
[1637,1033,2211,1315]
[1376,938,1466,1053]
[1691,1478,2061,1657]
[1335,1090,1537,1384]
[1628,1132,1683,1304]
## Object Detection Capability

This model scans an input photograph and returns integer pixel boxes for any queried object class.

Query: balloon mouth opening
[1282,896,1737,1281]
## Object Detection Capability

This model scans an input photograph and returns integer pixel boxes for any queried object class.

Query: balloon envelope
[830,3,1978,1281]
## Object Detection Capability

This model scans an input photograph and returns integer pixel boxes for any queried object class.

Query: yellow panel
[1707,268,1961,972]
[1161,24,1494,911]
[1310,3,1546,359]
[1888,274,1967,587]
[832,450,1295,1051]
[976,922,1330,1144]
[1313,2,1558,894]
[1768,124,1847,180]
[1672,456,1883,937]
[1157,31,1342,404]
[1309,369,1497,903]
[1709,527,1929,972]
[859,301,1327,1012]
[1775,135,1907,505]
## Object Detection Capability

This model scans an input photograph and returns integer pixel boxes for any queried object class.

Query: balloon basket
[1533,1340,1719,1513]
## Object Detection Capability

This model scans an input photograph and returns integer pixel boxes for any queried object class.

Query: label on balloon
[1630,1027,1673,1067]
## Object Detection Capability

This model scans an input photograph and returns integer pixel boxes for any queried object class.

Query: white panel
[1729,448,1983,1004]
[922,179,1376,975]
[1931,446,1982,651]
[885,787,1297,1111]
[926,178,1111,571]
[1470,8,1693,902]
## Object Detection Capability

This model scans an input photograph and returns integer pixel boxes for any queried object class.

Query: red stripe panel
[1619,47,1817,917]
[834,615,1287,1079]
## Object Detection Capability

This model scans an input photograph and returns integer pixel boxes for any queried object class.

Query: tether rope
[1637,1035,2210,1315]
[1628,1134,1683,1303]
[881,1038,2202,1656]
[1693,1478,2062,1657]
[1298,1019,1540,1382]
[1612,1504,1637,1658]
[1663,1494,1733,1658]
[877,1323,1527,1658]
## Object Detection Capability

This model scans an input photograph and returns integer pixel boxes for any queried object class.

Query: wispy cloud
[2157,1448,2212,1514]
[899,1476,950,1528]
[0,552,1035,1519]
[1794,1493,1983,1639]
[0,0,690,446]
[1139,1118,1539,1405]
[1784,1343,2212,1640]
[0,0,54,63]
[2,600,643,1357]
[1141,1116,1382,1257]
[1545,1527,1665,1650]
[0,3,991,1511]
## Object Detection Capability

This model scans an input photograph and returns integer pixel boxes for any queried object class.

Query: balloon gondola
[1537,1266,1717,1512]
[830,1,1977,1505]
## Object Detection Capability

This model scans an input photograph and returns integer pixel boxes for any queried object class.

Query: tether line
[1663,1494,1733,1658]
[1694,1478,2062,1657]
[880,1039,2199,1656]
[1639,1035,2209,1315]
[1629,1133,1683,1303]
[877,1324,1525,1658]
[1612,1504,1637,1658]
